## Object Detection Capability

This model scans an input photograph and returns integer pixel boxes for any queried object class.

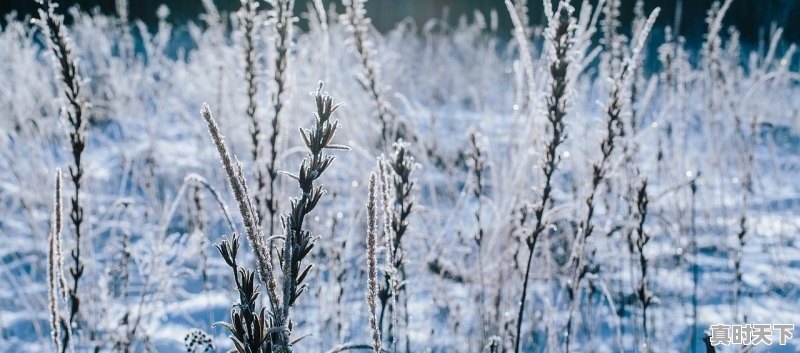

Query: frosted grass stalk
[264,0,296,237]
[365,173,381,353]
[34,0,89,337]
[515,4,574,353]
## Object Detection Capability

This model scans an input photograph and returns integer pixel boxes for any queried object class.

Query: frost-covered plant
[191,184,210,290]
[515,4,574,353]
[184,329,215,353]
[48,169,70,353]
[203,99,285,352]
[34,0,89,341]
[377,140,416,352]
[376,155,397,341]
[632,178,653,350]
[277,82,349,350]
[702,0,734,96]
[200,0,220,25]
[214,233,276,353]
[564,69,622,348]
[365,172,381,353]
[238,0,268,225]
[565,6,659,347]
[264,0,296,237]
[505,0,536,112]
[203,76,348,352]
[628,0,648,127]
[690,175,701,349]
[466,129,488,345]
[733,97,760,323]
[202,103,283,340]
[601,0,625,78]
[342,0,394,147]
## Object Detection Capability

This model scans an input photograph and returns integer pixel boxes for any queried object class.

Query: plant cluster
[4,0,798,353]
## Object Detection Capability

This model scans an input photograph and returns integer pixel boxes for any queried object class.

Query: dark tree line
[2,0,798,49]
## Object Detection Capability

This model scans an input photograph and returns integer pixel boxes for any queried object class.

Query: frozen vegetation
[0,0,799,352]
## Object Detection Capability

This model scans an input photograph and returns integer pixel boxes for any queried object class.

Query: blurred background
[3,0,799,47]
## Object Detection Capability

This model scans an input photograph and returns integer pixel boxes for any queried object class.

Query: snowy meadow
[1,0,799,352]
